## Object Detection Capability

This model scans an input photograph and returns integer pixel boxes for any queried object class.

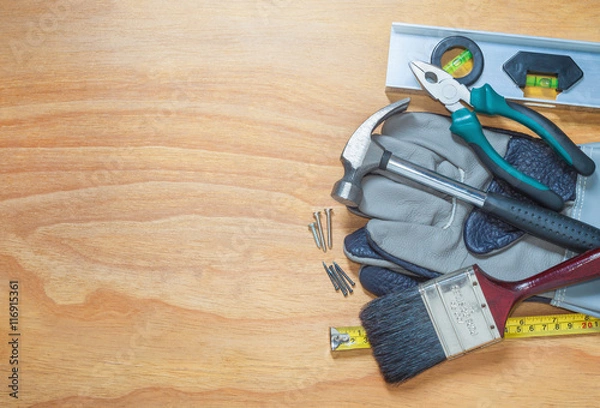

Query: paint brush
[359,247,600,383]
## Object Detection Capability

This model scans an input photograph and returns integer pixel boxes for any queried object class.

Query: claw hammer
[330,98,411,208]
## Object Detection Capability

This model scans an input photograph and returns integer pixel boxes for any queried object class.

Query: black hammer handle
[483,192,600,253]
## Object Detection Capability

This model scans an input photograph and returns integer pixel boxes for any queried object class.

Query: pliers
[409,60,595,211]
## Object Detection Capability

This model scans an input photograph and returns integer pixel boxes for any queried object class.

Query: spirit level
[385,23,600,109]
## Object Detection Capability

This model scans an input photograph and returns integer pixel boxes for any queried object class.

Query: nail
[308,222,321,249]
[313,211,326,253]
[329,265,348,296]
[325,208,333,249]
[323,262,339,291]
[333,262,356,287]
[331,264,352,294]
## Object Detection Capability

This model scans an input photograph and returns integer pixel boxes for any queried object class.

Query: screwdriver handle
[482,192,600,253]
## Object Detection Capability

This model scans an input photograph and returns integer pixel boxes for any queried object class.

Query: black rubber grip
[469,143,565,212]
[482,192,600,253]
[507,101,596,176]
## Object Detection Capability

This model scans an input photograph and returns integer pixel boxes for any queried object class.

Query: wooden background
[0,1,599,406]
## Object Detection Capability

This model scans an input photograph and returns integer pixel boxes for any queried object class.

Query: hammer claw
[331,98,411,207]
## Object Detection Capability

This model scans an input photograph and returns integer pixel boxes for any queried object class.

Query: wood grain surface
[1,1,599,406]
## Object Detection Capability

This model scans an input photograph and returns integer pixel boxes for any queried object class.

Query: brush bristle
[360,287,447,383]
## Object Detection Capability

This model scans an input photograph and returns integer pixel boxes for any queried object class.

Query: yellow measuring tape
[504,313,600,338]
[331,313,600,351]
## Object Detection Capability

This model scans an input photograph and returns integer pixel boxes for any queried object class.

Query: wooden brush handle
[476,247,600,331]
[511,248,600,297]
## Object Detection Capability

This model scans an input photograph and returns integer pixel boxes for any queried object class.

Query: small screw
[313,211,326,253]
[325,208,333,249]
[308,222,321,249]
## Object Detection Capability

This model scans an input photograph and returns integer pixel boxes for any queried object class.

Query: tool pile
[326,29,600,384]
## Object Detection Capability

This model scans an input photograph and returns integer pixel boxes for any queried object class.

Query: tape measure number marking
[330,326,370,351]
[331,314,600,351]
[504,313,600,338]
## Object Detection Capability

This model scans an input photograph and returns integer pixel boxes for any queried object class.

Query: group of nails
[323,261,356,297]
[308,209,333,252]
[308,209,356,296]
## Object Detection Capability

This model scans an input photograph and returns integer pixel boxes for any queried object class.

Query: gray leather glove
[344,112,600,317]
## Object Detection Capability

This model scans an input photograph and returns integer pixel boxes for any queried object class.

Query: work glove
[344,111,600,317]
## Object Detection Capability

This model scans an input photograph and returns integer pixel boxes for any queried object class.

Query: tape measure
[331,313,600,351]
[504,313,600,338]
[330,326,371,351]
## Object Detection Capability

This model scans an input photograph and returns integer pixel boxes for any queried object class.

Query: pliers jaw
[409,60,471,112]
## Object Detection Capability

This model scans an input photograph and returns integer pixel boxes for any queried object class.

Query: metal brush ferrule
[419,267,502,359]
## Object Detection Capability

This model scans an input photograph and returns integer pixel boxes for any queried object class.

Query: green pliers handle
[450,84,595,211]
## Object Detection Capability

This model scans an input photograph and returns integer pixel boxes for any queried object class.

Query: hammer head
[331,98,411,207]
